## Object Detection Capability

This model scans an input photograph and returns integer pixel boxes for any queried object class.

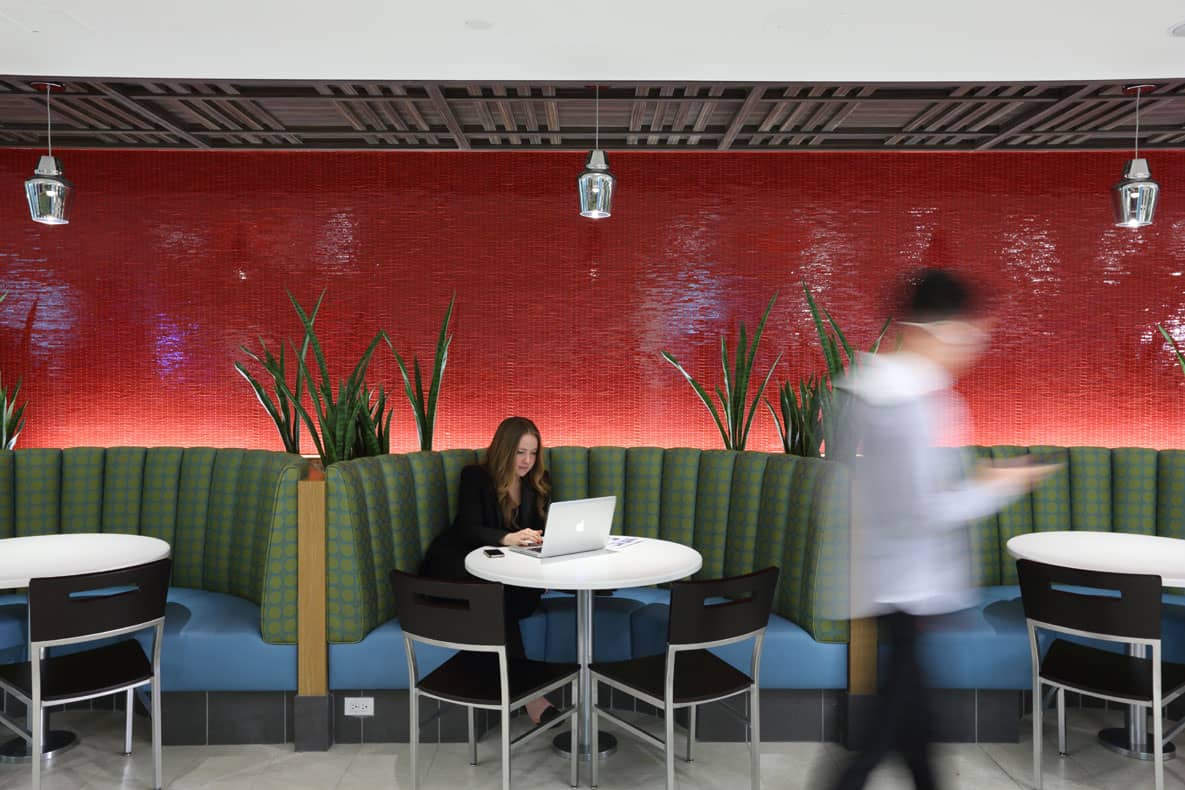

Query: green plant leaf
[662,350,730,449]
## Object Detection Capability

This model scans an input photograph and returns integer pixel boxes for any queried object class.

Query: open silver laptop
[507,495,616,558]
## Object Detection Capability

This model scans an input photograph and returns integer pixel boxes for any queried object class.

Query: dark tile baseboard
[841,689,1023,747]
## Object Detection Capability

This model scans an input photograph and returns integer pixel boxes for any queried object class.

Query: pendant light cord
[1133,86,1141,161]
[44,83,53,157]
[594,85,600,150]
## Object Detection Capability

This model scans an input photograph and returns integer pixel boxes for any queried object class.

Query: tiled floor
[1,706,1184,789]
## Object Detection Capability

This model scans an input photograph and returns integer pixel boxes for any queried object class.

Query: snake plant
[387,293,455,452]
[662,293,782,451]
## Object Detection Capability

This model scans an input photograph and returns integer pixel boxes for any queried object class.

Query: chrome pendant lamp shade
[25,82,72,226]
[1112,85,1158,228]
[579,85,615,218]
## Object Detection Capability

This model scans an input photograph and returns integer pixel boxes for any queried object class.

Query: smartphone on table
[483,548,504,558]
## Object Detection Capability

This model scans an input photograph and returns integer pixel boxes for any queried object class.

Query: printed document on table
[608,536,642,550]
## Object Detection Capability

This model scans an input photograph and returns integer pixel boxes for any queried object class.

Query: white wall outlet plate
[343,696,375,717]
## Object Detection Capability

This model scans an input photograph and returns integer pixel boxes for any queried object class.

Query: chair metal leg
[30,699,41,790]
[664,700,675,790]
[686,705,695,762]
[468,707,477,765]
[501,705,511,790]
[1154,701,1164,790]
[409,690,419,790]
[569,679,578,788]
[591,682,600,788]
[124,688,134,756]
[750,684,761,790]
[1033,681,1043,790]
[151,677,162,790]
[1056,688,1067,756]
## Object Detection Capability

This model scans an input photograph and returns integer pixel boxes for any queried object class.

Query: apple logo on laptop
[575,520,585,532]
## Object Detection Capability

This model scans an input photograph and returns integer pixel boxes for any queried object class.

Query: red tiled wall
[0,148,1182,451]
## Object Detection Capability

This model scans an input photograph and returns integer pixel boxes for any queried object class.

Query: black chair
[0,558,171,790]
[589,566,778,790]
[390,569,580,790]
[1017,558,1185,790]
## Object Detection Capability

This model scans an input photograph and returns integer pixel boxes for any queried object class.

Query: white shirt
[836,351,1025,616]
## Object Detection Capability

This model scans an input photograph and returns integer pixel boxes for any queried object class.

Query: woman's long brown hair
[484,416,550,529]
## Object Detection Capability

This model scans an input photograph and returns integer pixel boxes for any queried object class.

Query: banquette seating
[0,448,308,721]
[325,446,852,740]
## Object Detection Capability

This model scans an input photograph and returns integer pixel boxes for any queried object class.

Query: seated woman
[419,415,557,724]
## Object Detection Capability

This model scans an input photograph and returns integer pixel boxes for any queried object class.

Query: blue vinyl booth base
[0,588,295,692]
[152,588,296,692]
[876,586,1185,691]
[0,593,26,665]
[330,588,848,691]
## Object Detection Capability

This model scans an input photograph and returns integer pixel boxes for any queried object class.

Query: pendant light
[578,85,615,219]
[25,82,73,226]
[1111,84,1158,228]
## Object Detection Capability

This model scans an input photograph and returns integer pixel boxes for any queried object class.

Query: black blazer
[420,464,548,580]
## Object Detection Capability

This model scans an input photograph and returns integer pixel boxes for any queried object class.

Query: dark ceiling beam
[718,86,765,150]
[425,85,469,150]
[975,83,1102,150]
[91,83,210,148]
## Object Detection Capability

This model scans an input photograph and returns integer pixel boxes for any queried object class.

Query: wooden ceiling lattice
[1,78,1183,152]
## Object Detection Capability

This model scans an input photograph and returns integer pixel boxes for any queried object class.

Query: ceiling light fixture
[578,84,615,219]
[1111,84,1159,228]
[25,82,72,226]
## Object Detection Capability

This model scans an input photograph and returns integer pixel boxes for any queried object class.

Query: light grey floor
[1,706,1184,789]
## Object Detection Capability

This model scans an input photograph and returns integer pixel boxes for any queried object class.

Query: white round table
[0,533,172,763]
[0,533,172,588]
[466,537,702,760]
[1007,530,1185,761]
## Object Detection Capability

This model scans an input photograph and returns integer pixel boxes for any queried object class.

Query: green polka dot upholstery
[624,448,663,539]
[549,447,590,502]
[0,452,13,539]
[693,451,736,580]
[1029,446,1071,535]
[1068,447,1112,532]
[966,447,1001,586]
[722,452,768,578]
[1113,448,1158,536]
[14,450,62,536]
[325,446,854,645]
[1158,451,1185,541]
[0,448,306,644]
[589,447,627,534]
[439,449,479,524]
[659,449,701,546]
[61,447,105,534]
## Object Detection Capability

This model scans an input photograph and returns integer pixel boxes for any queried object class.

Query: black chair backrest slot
[1016,558,1161,641]
[391,569,506,647]
[28,558,172,644]
[668,566,779,647]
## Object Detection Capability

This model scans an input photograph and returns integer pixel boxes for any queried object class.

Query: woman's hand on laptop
[502,528,543,547]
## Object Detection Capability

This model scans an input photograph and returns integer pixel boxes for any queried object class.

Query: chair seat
[1042,638,1185,703]
[0,639,152,704]
[419,651,578,707]
[592,649,753,705]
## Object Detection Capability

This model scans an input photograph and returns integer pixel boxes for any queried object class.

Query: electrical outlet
[343,696,375,717]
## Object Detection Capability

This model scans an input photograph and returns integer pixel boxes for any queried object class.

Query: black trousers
[832,610,939,790]
[503,585,543,659]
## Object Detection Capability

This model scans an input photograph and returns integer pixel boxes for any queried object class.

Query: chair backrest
[1016,558,1162,642]
[668,566,779,648]
[27,558,172,646]
[389,569,505,648]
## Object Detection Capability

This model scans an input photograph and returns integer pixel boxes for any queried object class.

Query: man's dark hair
[900,268,980,323]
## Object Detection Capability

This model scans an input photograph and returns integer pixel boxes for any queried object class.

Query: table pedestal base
[552,730,616,760]
[0,731,78,763]
[1098,727,1175,761]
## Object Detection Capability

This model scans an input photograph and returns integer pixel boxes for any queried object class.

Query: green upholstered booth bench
[0,448,307,708]
[325,447,850,743]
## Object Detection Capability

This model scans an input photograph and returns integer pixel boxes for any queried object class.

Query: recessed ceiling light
[1171,20,1185,36]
